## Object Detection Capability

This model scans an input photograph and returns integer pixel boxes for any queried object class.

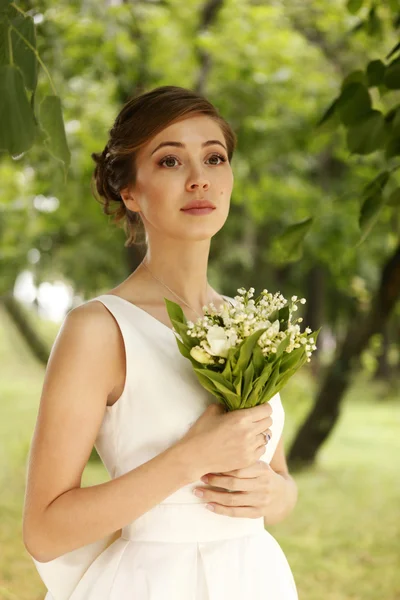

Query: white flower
[206,325,238,358]
[266,319,280,339]
[190,346,215,365]
[291,295,298,302]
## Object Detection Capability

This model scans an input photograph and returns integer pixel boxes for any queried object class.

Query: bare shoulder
[23,299,125,539]
[65,297,126,343]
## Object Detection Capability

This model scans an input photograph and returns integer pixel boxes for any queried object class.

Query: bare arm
[22,302,197,563]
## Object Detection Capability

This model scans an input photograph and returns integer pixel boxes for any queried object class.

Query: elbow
[23,519,55,564]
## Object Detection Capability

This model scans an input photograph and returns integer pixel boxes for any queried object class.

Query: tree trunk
[288,241,400,469]
[304,264,326,378]
[1,293,49,366]
[372,322,392,382]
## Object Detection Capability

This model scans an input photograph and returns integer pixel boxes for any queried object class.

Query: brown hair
[91,85,237,247]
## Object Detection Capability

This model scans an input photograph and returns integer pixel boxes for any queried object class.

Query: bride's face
[121,114,234,242]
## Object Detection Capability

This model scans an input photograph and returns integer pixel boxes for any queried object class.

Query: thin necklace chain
[141,260,206,320]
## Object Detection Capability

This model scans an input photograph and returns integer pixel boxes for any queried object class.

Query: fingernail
[201,476,209,483]
[206,504,215,511]
[193,489,203,497]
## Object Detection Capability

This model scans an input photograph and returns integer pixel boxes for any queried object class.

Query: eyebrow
[150,139,227,156]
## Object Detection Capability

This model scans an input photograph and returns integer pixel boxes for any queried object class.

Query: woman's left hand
[193,461,293,519]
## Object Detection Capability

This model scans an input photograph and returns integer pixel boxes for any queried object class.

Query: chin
[179,218,227,241]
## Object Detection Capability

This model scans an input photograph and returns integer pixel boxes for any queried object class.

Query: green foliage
[269,218,314,264]
[0,1,69,174]
[0,65,36,154]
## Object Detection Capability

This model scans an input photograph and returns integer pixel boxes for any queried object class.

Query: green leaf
[39,95,71,175]
[337,82,372,126]
[169,318,197,347]
[0,18,10,65]
[280,346,305,371]
[366,60,385,87]
[192,369,228,406]
[385,135,400,159]
[361,171,390,198]
[386,188,400,206]
[366,7,382,36]
[275,335,291,359]
[234,371,243,396]
[221,357,233,383]
[0,65,36,155]
[174,336,205,367]
[384,57,400,90]
[10,14,37,91]
[195,368,235,393]
[252,362,274,398]
[233,327,267,377]
[347,0,364,14]
[357,185,388,245]
[259,361,281,403]
[386,41,400,61]
[347,110,387,155]
[278,304,290,330]
[241,361,255,407]
[316,98,341,132]
[252,344,265,377]
[165,298,186,325]
[270,217,314,264]
[341,70,368,89]
[393,107,400,134]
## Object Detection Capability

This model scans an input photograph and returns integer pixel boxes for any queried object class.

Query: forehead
[142,114,225,156]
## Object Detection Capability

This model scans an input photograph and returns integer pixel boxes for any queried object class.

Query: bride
[23,85,299,599]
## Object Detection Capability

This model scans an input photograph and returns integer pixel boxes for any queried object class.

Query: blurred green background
[1,0,400,598]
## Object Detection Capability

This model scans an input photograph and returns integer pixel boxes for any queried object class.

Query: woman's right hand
[177,402,273,477]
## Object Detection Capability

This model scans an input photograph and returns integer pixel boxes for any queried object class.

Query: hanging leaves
[366,60,385,87]
[0,65,36,155]
[346,0,364,14]
[0,2,70,172]
[39,95,71,177]
[347,110,387,155]
[336,82,372,126]
[357,171,390,245]
[270,217,314,264]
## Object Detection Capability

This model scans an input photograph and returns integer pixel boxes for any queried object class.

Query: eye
[158,155,180,168]
[207,153,227,165]
[158,153,227,168]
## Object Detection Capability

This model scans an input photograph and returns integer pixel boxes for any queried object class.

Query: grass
[0,302,399,599]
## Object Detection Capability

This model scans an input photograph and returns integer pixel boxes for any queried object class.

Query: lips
[181,199,216,210]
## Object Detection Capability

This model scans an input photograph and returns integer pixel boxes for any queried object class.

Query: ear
[120,185,141,213]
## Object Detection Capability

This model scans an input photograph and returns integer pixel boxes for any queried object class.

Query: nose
[186,166,210,192]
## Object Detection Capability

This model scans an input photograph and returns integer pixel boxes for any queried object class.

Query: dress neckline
[100,293,234,336]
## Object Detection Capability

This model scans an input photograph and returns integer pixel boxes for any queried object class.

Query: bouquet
[165,287,321,411]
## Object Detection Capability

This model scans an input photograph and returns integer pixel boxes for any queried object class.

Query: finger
[253,415,273,436]
[218,462,266,478]
[199,474,256,492]
[205,503,262,519]
[194,488,250,505]
[242,402,272,422]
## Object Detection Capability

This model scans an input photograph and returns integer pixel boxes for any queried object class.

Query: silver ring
[264,432,271,444]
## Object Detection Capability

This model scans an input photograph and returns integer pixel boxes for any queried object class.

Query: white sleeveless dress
[29,293,298,600]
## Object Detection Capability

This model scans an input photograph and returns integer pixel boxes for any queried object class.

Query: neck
[141,238,213,311]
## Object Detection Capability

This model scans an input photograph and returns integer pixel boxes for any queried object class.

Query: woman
[23,85,299,599]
